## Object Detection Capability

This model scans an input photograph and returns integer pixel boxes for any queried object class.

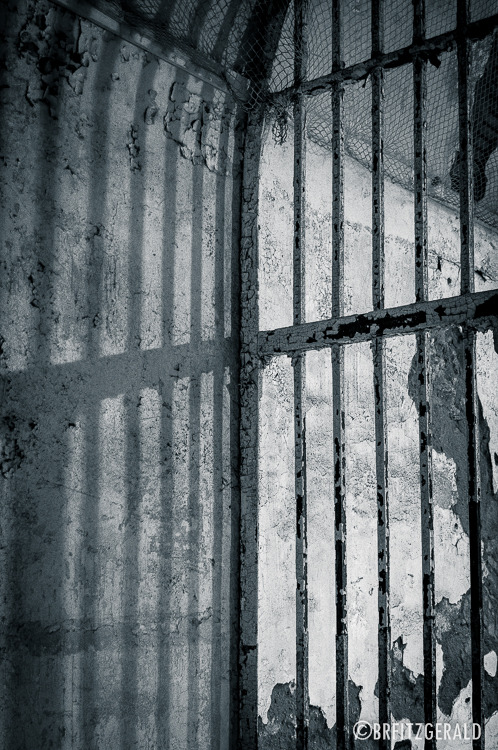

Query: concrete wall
[0,2,241,748]
[257,124,498,748]
[1,1,497,748]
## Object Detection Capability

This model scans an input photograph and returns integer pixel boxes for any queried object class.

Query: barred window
[240,1,498,748]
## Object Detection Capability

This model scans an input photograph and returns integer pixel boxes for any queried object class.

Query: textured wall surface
[0,2,242,748]
[257,126,498,748]
[1,1,497,748]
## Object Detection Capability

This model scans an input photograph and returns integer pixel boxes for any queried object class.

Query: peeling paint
[126,123,141,172]
[258,680,365,750]
[408,327,498,725]
[18,0,98,117]
[257,97,498,748]
[163,81,231,173]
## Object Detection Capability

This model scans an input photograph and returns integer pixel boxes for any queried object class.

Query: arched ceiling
[62,0,498,228]
[78,0,291,85]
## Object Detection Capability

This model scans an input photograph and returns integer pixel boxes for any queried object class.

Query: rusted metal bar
[414,0,428,307]
[293,353,308,750]
[416,325,436,750]
[331,3,348,748]
[413,4,436,746]
[458,0,475,298]
[238,110,263,750]
[293,1,309,747]
[371,0,384,313]
[269,12,498,100]
[332,342,347,750]
[236,6,295,745]
[258,288,498,356]
[371,2,391,745]
[464,325,483,750]
[457,1,483,746]
[372,337,390,738]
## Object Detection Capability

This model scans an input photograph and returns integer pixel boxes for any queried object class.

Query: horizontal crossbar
[258,288,498,356]
[269,12,498,99]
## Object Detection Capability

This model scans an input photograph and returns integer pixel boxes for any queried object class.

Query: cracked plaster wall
[0,1,242,748]
[257,123,498,748]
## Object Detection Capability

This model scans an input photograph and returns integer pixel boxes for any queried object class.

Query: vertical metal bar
[372,0,385,313]
[331,2,348,748]
[293,4,307,330]
[457,0,475,298]
[413,3,436,747]
[464,325,483,750]
[457,1,483,747]
[294,349,308,750]
[371,2,391,746]
[293,1,309,747]
[416,324,436,750]
[237,6,295,747]
[239,111,264,750]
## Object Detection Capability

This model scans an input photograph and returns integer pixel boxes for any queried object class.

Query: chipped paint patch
[484,651,497,678]
[163,81,231,173]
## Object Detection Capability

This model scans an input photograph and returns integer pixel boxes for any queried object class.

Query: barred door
[239,1,498,748]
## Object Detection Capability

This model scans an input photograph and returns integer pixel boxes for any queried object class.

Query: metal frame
[457,1,484,746]
[240,0,498,748]
[412,4,437,748]
[293,2,309,746]
[259,289,497,355]
[270,12,498,98]
[371,3,391,748]
[330,2,349,747]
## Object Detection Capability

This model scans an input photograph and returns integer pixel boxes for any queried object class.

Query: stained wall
[0,2,242,748]
[257,121,498,748]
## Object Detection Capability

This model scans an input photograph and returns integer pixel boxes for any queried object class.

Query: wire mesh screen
[384,0,413,53]
[83,0,498,227]
[426,0,457,38]
[82,0,292,105]
[294,0,498,230]
[268,2,294,93]
[342,0,372,67]
[303,35,498,229]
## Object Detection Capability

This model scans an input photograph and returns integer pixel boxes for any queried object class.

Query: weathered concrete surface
[0,1,241,748]
[258,121,497,747]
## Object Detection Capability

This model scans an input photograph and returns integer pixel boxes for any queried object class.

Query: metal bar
[464,325,483,750]
[258,288,498,356]
[236,5,295,745]
[413,4,436,746]
[332,343,347,750]
[414,0,428,306]
[331,3,348,748]
[458,0,475,297]
[416,325,436,750]
[372,338,390,741]
[293,354,308,749]
[269,12,498,99]
[457,1,483,746]
[238,111,264,750]
[293,1,309,747]
[372,11,385,314]
[371,2,391,745]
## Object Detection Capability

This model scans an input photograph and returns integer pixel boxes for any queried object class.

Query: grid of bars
[273,5,498,230]
[242,0,498,748]
[58,0,498,232]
